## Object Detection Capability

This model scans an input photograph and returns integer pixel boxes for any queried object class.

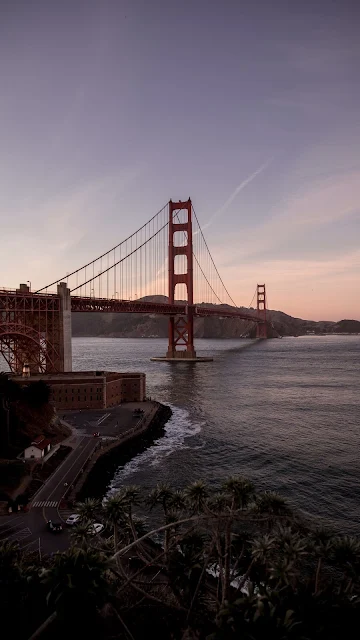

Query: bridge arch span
[0,324,56,374]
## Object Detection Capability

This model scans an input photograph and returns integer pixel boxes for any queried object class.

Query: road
[0,402,154,555]
[0,435,99,555]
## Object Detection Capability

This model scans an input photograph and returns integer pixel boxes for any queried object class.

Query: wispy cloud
[219,167,360,267]
[199,160,272,233]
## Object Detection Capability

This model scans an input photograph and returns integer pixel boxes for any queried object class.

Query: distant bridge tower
[256,284,267,338]
[166,199,196,359]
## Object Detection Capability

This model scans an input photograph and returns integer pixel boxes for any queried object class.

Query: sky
[0,0,359,321]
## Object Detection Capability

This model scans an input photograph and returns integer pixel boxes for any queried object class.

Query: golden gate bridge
[0,199,267,373]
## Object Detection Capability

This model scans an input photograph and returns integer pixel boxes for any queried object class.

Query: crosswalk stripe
[32,500,58,508]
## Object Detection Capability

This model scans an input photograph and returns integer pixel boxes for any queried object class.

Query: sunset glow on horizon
[1,0,359,322]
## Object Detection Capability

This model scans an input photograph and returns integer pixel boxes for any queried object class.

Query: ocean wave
[107,405,203,493]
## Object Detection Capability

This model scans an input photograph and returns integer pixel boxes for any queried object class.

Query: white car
[66,514,81,526]
[89,523,104,535]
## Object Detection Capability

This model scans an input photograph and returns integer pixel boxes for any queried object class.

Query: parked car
[66,514,80,526]
[89,523,104,535]
[47,520,63,533]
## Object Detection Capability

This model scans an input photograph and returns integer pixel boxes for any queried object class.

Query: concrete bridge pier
[57,282,72,372]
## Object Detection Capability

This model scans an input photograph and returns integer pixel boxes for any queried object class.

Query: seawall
[65,401,172,504]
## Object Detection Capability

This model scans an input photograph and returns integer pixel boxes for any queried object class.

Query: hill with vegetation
[71,296,359,338]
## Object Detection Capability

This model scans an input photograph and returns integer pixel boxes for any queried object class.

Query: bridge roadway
[0,289,261,323]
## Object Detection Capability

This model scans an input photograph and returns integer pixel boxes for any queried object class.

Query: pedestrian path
[32,500,59,508]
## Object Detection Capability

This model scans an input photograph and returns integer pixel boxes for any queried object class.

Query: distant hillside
[332,319,360,334]
[71,297,359,338]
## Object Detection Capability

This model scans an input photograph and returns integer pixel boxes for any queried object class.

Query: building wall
[24,446,44,459]
[50,381,105,410]
[12,371,146,411]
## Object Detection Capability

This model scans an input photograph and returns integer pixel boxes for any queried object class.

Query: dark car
[47,520,63,533]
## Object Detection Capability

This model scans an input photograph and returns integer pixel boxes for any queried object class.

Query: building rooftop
[11,370,144,382]
[29,435,51,450]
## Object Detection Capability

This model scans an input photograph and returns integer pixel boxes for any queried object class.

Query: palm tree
[206,491,230,515]
[251,533,276,565]
[272,524,308,564]
[269,557,297,589]
[222,475,255,511]
[31,547,110,638]
[330,535,360,590]
[76,497,102,522]
[185,480,208,513]
[121,485,141,539]
[309,526,334,593]
[103,494,127,558]
[169,489,186,512]
[70,520,93,549]
[254,491,293,529]
[147,483,174,515]
[0,540,21,583]
[0,373,20,449]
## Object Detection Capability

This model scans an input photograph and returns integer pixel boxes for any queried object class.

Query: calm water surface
[72,336,360,534]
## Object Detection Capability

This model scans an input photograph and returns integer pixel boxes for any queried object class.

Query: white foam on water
[107,405,203,495]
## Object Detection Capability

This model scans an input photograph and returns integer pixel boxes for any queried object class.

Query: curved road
[0,403,153,554]
[0,436,99,555]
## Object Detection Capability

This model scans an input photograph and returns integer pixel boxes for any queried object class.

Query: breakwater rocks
[75,402,172,502]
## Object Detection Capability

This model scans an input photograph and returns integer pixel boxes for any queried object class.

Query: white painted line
[6,527,32,542]
[20,539,38,551]
[0,517,25,531]
[33,500,58,507]
[97,412,110,425]
[46,437,96,502]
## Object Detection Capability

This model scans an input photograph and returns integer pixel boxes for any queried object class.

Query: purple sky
[1,0,359,320]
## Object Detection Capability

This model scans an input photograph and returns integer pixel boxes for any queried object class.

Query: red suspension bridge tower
[166,199,197,359]
[256,284,268,339]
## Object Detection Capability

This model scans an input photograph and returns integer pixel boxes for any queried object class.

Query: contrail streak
[199,159,271,233]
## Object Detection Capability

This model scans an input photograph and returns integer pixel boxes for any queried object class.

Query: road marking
[32,501,59,508]
[97,412,110,425]
[0,515,24,530]
[34,435,87,504]
[5,527,32,542]
[44,436,97,504]
[20,539,38,551]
